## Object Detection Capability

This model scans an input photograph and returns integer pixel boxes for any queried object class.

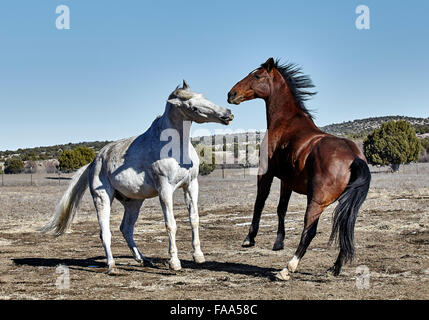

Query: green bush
[58,146,96,172]
[195,145,216,176]
[199,161,216,176]
[4,157,24,174]
[364,120,421,171]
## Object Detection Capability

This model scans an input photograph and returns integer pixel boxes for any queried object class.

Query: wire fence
[0,172,73,187]
[0,163,428,187]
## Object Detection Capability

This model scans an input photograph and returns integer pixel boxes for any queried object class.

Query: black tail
[329,158,371,263]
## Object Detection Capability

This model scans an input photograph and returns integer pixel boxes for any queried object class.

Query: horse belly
[275,162,308,195]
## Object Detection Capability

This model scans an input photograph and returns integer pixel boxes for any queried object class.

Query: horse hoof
[242,237,255,248]
[193,253,206,264]
[107,266,117,275]
[272,242,284,251]
[141,258,154,268]
[327,265,341,277]
[275,268,290,281]
[169,259,182,271]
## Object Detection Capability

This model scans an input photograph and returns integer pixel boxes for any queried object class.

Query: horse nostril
[228,91,237,102]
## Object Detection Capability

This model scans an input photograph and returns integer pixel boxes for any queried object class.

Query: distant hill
[1,115,428,161]
[320,116,429,138]
[0,141,112,161]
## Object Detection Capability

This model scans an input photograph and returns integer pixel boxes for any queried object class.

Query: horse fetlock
[287,255,299,273]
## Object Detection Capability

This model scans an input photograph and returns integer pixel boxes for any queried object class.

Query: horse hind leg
[93,188,116,274]
[272,182,292,251]
[276,200,325,281]
[119,199,152,266]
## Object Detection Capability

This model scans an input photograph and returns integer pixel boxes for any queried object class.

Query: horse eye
[254,74,261,79]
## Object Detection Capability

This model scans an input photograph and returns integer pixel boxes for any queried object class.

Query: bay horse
[42,81,234,274]
[228,58,370,280]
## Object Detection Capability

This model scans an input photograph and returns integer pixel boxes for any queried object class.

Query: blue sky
[0,0,428,150]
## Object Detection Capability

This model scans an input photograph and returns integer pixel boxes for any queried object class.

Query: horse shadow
[12,255,279,280]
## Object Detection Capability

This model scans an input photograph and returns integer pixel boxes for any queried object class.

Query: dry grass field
[0,164,428,300]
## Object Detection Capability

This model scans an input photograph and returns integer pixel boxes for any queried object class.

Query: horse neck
[265,83,315,133]
[157,103,191,139]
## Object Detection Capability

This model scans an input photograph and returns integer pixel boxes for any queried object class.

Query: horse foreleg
[184,179,205,264]
[159,184,181,271]
[243,172,274,247]
[273,181,292,251]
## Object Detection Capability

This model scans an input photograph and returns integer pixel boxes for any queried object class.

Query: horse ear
[262,57,275,72]
[182,80,190,90]
[167,98,181,106]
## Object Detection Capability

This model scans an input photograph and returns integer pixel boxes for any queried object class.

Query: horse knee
[165,222,177,234]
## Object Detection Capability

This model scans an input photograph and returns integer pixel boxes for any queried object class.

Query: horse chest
[152,158,197,188]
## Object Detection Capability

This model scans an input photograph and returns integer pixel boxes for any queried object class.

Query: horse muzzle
[220,112,234,125]
[227,91,245,105]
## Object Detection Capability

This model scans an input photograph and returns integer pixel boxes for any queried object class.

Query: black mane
[262,59,317,119]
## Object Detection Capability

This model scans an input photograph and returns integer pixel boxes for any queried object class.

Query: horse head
[168,80,234,125]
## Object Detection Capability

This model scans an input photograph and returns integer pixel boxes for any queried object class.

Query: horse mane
[263,59,317,119]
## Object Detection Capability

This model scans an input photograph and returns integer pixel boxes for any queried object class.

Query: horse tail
[40,164,91,236]
[329,158,371,263]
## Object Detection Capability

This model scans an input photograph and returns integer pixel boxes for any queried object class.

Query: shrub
[364,120,422,171]
[4,157,25,174]
[199,161,216,176]
[58,146,96,172]
[195,145,216,176]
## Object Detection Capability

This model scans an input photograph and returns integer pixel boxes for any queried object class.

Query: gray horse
[42,81,234,274]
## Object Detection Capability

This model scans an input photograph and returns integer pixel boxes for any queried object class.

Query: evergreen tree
[364,120,421,171]
[58,146,96,172]
[4,157,25,174]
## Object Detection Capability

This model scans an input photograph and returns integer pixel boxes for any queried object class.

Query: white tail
[40,164,91,236]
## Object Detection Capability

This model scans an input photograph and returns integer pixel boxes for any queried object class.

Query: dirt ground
[0,164,428,300]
